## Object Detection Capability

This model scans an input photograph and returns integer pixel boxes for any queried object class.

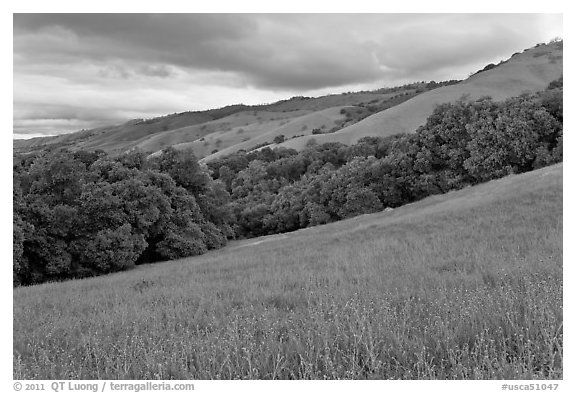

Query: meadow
[13,164,562,380]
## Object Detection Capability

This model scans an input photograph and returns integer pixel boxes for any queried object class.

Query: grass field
[13,164,563,380]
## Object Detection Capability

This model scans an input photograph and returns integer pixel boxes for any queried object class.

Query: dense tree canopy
[13,148,233,285]
[206,81,562,238]
[13,78,562,285]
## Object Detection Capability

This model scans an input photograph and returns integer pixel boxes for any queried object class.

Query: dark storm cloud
[14,14,255,67]
[13,14,562,137]
[14,14,382,89]
[13,13,558,89]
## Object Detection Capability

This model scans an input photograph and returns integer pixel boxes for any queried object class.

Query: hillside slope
[136,109,311,157]
[14,163,562,379]
[198,106,351,161]
[13,88,418,156]
[14,42,562,160]
[277,42,563,151]
[13,112,214,154]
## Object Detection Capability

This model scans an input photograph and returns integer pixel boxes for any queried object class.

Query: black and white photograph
[9,5,568,391]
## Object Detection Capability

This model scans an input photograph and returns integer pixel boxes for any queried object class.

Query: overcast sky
[13,13,562,139]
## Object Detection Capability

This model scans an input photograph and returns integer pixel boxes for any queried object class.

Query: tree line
[207,79,562,238]
[13,78,562,285]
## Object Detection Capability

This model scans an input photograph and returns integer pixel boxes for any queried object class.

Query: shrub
[72,224,146,274]
[155,230,207,260]
[306,138,318,148]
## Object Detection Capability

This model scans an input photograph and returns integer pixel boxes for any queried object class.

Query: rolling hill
[12,37,563,381]
[276,41,563,151]
[13,41,562,163]
[139,109,312,158]
[13,111,214,154]
[196,106,352,161]
[13,163,563,379]
[13,86,425,157]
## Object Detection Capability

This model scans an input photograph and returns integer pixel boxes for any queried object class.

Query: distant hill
[140,109,313,158]
[14,84,430,156]
[13,111,215,154]
[275,41,563,151]
[192,106,352,161]
[14,41,562,161]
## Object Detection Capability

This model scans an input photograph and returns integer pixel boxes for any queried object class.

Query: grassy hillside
[128,87,427,159]
[14,42,561,160]
[199,106,351,161]
[13,163,562,379]
[197,88,434,161]
[278,41,563,151]
[13,112,214,154]
[139,109,312,158]
[13,88,418,156]
[262,89,421,112]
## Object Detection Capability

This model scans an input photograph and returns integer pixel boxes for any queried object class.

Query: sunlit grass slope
[13,89,407,156]
[201,106,351,161]
[14,164,562,380]
[13,112,214,154]
[138,109,311,157]
[280,42,563,150]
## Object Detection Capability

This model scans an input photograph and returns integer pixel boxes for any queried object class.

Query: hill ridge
[14,41,562,160]
[272,41,563,153]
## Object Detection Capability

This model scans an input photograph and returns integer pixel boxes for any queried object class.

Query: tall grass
[13,164,562,379]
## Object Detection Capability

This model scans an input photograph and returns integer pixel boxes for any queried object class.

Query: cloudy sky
[13,13,562,139]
